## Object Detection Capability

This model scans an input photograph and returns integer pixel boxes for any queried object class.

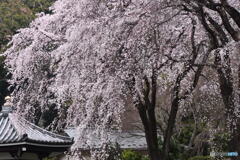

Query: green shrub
[158,136,185,160]
[121,150,148,160]
[188,156,213,160]
[213,132,230,151]
[43,157,57,160]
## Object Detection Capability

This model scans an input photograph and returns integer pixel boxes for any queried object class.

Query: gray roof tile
[65,128,147,150]
[0,113,73,146]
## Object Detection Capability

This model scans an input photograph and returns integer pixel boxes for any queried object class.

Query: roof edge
[0,141,73,148]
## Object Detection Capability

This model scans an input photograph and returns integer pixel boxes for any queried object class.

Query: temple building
[0,97,73,160]
[0,96,147,160]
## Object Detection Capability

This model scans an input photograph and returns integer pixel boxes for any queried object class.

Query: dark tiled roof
[0,113,73,146]
[0,114,21,143]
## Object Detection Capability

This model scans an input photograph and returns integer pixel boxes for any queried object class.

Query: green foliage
[188,156,213,160]
[158,136,186,160]
[0,0,34,52]
[0,56,7,78]
[0,56,9,106]
[157,117,210,160]
[43,157,57,160]
[121,150,141,160]
[22,0,55,14]
[178,119,195,145]
[0,0,56,107]
[0,0,55,52]
[213,132,230,151]
[121,150,149,160]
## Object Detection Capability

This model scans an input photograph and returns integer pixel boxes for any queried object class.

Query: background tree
[0,0,34,52]
[0,0,55,116]
[181,0,240,159]
[21,0,55,14]
[0,0,33,106]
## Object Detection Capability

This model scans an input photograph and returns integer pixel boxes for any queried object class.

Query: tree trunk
[138,103,161,160]
[214,52,240,159]
[137,74,161,160]
[162,97,179,160]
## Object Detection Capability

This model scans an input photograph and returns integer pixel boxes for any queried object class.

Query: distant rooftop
[65,128,147,150]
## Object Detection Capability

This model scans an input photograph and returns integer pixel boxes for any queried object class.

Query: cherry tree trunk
[138,102,161,160]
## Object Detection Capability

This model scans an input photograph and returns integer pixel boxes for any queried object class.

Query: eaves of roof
[0,113,74,146]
